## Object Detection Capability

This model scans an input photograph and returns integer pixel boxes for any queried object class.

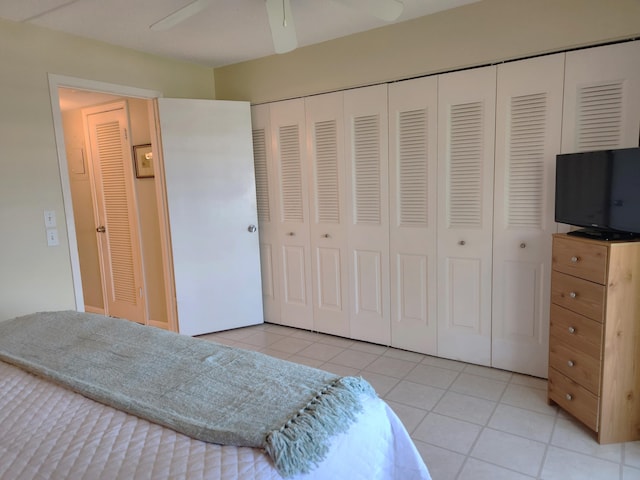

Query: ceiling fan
[149,0,404,54]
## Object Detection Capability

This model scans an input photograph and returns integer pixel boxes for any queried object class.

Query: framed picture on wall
[133,144,154,178]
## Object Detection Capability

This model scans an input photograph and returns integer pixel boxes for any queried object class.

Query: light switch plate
[44,210,57,228]
[46,228,59,246]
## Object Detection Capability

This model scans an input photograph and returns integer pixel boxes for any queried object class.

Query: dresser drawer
[548,368,599,431]
[551,271,606,322]
[552,235,608,284]
[550,304,603,359]
[549,338,601,394]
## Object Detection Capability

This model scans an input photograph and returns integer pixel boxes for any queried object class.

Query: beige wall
[214,0,640,103]
[0,18,214,321]
[62,108,105,311]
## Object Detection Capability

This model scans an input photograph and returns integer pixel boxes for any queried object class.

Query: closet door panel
[492,54,564,377]
[437,66,496,366]
[562,40,640,153]
[251,104,281,324]
[389,76,438,355]
[305,92,349,337]
[270,99,313,329]
[345,84,390,344]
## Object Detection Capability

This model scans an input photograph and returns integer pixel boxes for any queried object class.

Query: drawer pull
[520,242,526,249]
[566,393,573,401]
[569,291,577,299]
[287,232,295,236]
[570,256,579,263]
[568,326,576,334]
[458,240,466,246]
[567,360,575,367]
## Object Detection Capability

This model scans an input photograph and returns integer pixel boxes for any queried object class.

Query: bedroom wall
[214,0,640,103]
[0,18,215,322]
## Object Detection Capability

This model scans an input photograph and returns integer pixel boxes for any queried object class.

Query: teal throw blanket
[0,311,376,477]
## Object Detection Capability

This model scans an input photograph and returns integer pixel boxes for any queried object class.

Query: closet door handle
[96,226,106,233]
[247,224,257,233]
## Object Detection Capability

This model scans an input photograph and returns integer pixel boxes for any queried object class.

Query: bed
[0,311,431,480]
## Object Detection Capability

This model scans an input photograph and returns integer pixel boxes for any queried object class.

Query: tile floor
[199,322,640,480]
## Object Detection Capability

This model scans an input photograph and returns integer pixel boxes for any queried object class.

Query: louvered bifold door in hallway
[389,77,438,355]
[345,84,390,345]
[251,104,281,325]
[437,66,496,366]
[491,54,564,378]
[84,102,145,324]
[562,41,640,154]
[305,92,350,337]
[270,99,313,330]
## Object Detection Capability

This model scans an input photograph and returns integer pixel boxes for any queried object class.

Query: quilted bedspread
[0,311,377,477]
[0,361,431,479]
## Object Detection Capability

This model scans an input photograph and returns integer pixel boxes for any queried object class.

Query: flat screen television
[555,147,640,240]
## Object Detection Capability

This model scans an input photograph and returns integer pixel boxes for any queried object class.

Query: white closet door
[562,40,640,153]
[157,98,263,336]
[345,84,390,344]
[437,66,496,366]
[84,102,145,324]
[305,92,350,337]
[492,54,565,378]
[389,77,438,355]
[251,104,281,325]
[270,99,313,330]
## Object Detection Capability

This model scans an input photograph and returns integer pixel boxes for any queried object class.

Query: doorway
[50,75,173,331]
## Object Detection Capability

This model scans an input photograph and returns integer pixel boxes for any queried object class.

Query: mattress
[0,360,431,479]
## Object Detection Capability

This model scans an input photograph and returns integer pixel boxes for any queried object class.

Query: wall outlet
[46,228,59,246]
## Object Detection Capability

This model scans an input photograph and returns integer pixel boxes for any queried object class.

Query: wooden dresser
[548,233,640,443]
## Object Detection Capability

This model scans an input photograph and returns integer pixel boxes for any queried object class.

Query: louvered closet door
[305,92,350,337]
[562,40,640,153]
[437,66,496,366]
[251,104,281,324]
[270,99,313,330]
[492,54,564,378]
[85,102,145,323]
[345,84,390,344]
[389,77,438,355]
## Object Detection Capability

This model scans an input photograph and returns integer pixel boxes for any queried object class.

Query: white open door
[155,98,263,336]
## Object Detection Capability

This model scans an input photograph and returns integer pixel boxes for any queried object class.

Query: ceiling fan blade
[265,0,297,54]
[149,0,211,31]
[332,0,404,22]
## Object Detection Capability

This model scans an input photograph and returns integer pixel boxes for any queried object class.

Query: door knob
[96,226,106,233]
[247,224,257,233]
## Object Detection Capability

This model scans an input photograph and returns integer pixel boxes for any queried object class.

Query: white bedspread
[0,361,431,479]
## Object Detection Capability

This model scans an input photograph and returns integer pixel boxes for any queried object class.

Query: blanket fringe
[265,376,376,478]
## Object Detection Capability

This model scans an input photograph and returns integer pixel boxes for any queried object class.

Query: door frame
[48,74,178,331]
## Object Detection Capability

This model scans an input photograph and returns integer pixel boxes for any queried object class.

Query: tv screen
[555,147,640,239]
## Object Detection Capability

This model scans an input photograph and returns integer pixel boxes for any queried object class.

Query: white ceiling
[0,0,480,67]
